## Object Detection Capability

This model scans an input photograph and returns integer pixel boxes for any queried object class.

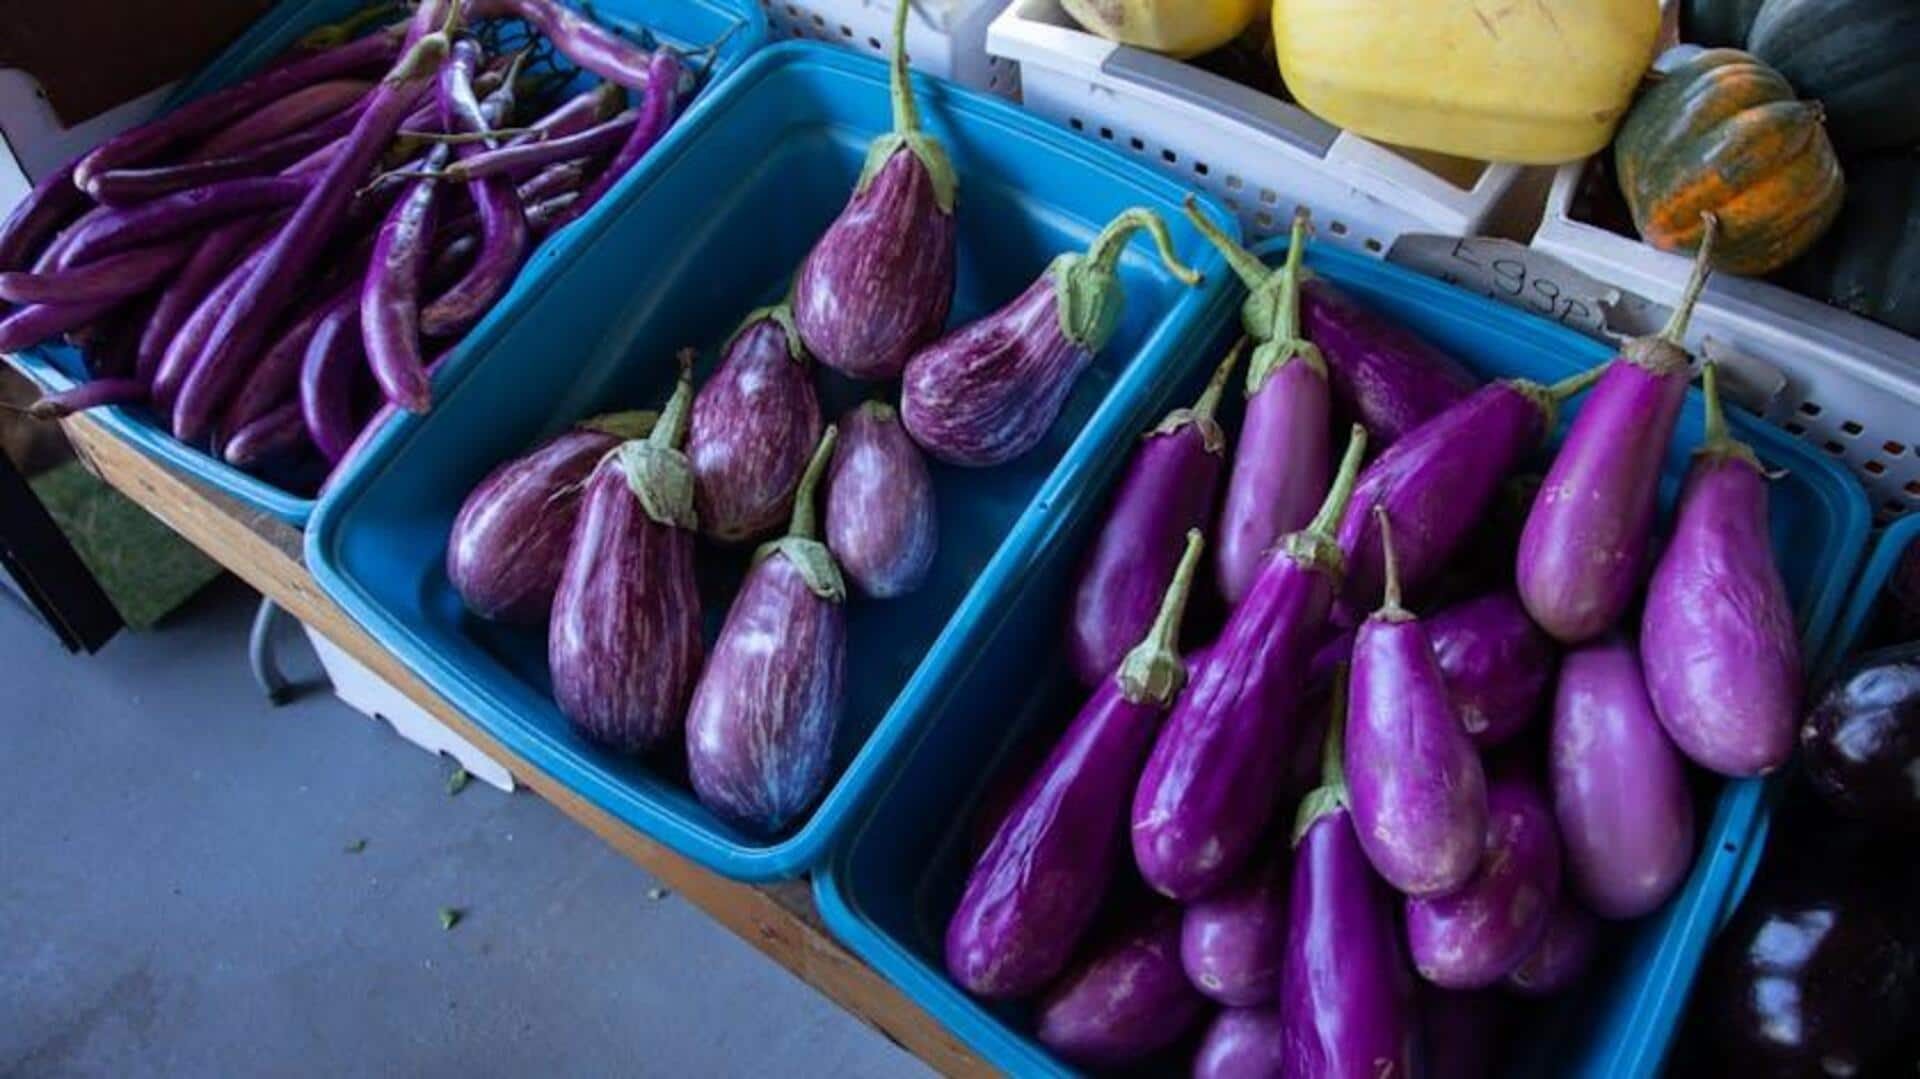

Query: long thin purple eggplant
[687,429,847,834]
[550,357,703,752]
[300,294,368,465]
[1641,364,1801,776]
[1518,216,1719,645]
[434,111,638,183]
[1278,685,1421,1078]
[1182,845,1290,1006]
[138,216,275,383]
[1405,769,1562,989]
[1194,1008,1286,1079]
[27,377,148,420]
[152,240,274,418]
[191,78,371,159]
[946,533,1205,999]
[222,401,310,469]
[1427,590,1557,748]
[793,0,956,381]
[901,207,1200,467]
[0,156,86,272]
[1067,342,1236,687]
[509,81,624,147]
[1551,635,1695,919]
[1034,903,1210,1068]
[58,178,307,268]
[1184,205,1334,605]
[0,299,121,353]
[467,0,669,91]
[88,108,364,206]
[224,282,355,437]
[419,45,529,339]
[824,400,938,599]
[1347,507,1488,898]
[543,51,685,233]
[0,243,190,305]
[1131,425,1368,900]
[1506,897,1599,996]
[1300,275,1478,447]
[359,139,450,416]
[687,302,823,543]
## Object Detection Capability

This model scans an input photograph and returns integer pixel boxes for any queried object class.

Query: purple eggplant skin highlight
[1427,590,1558,748]
[793,1,957,382]
[57,177,308,268]
[86,107,364,207]
[466,0,667,92]
[544,51,687,234]
[221,401,310,469]
[824,400,938,599]
[687,305,824,543]
[686,429,849,834]
[945,533,1206,999]
[1181,846,1290,1006]
[0,155,86,272]
[360,142,450,416]
[416,43,530,341]
[1551,635,1696,919]
[1640,364,1802,777]
[1033,903,1210,1068]
[1183,205,1333,607]
[1506,897,1600,996]
[0,299,120,353]
[550,358,704,753]
[1300,274,1478,447]
[153,242,275,417]
[225,281,355,437]
[1131,425,1368,901]
[1346,507,1489,898]
[440,111,637,182]
[1194,1008,1286,1079]
[27,377,148,420]
[1518,217,1720,645]
[300,295,369,464]
[0,242,190,305]
[1066,343,1236,687]
[190,78,371,159]
[138,215,274,383]
[1405,770,1562,989]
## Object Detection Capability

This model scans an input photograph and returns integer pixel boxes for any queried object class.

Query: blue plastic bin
[1819,514,1919,673]
[815,239,1872,1077]
[307,42,1240,880]
[4,0,767,526]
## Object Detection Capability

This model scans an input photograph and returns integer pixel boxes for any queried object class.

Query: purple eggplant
[946,533,1205,999]
[1277,687,1421,1079]
[546,51,686,232]
[1066,342,1236,686]
[467,0,671,92]
[686,303,824,543]
[88,107,364,206]
[138,215,274,383]
[0,299,121,353]
[549,357,704,753]
[686,428,848,834]
[792,0,956,381]
[824,400,937,599]
[225,280,360,437]
[510,81,624,147]
[1131,425,1368,900]
[1424,987,1506,1079]
[0,156,86,273]
[152,241,274,417]
[0,243,190,305]
[1518,217,1720,645]
[1427,590,1557,748]
[1194,1008,1285,1079]
[1551,635,1695,919]
[57,177,307,269]
[1641,364,1801,777]
[222,401,310,469]
[417,42,530,340]
[299,294,368,465]
[1801,642,1920,834]
[1300,275,1478,447]
[1405,770,1562,989]
[901,207,1200,467]
[27,378,148,420]
[1181,845,1289,1006]
[360,143,450,416]
[1336,366,1603,618]
[1347,507,1488,898]
[438,110,638,183]
[1505,897,1599,996]
[190,78,371,159]
[447,411,658,625]
[1034,903,1210,1068]
[1184,205,1333,606]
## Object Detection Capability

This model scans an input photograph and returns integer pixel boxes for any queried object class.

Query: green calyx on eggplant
[1182,198,1326,394]
[855,0,956,215]
[1052,207,1203,354]
[750,425,846,603]
[614,350,700,531]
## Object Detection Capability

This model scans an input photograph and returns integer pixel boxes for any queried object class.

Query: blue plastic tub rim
[310,41,1248,880]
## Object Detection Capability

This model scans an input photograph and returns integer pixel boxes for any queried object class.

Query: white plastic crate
[1533,159,1920,521]
[986,0,1525,255]
[760,0,1018,97]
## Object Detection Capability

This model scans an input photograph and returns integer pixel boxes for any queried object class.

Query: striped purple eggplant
[1131,425,1368,901]
[1184,204,1333,605]
[550,358,704,753]
[687,303,824,544]
[824,401,937,598]
[1301,276,1479,448]
[946,533,1204,999]
[1506,897,1599,996]
[1641,364,1801,776]
[1346,507,1488,898]
[686,428,848,834]
[793,1,956,381]
[1405,769,1562,989]
[1034,902,1210,1068]
[1428,590,1557,748]
[1181,844,1289,1006]
[1194,1008,1286,1079]
[1518,217,1719,644]
[1066,343,1236,687]
[447,411,658,625]
[902,207,1200,467]
[1552,635,1695,919]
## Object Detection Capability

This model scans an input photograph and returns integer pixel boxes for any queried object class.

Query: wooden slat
[58,414,988,1078]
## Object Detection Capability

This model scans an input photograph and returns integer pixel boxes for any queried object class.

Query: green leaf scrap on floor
[446,766,469,796]
[438,907,463,931]
[344,838,367,854]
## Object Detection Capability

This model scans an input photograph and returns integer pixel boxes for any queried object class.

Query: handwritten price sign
[1387,236,1617,340]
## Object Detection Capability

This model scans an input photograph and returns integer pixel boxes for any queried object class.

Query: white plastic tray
[760,0,1017,96]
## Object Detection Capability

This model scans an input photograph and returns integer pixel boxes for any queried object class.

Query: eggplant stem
[1701,361,1728,445]
[787,425,839,541]
[1306,423,1369,538]
[1084,208,1200,285]
[1181,196,1266,291]
[1374,505,1406,617]
[888,0,920,137]
[652,349,696,450]
[1292,662,1351,845]
[1276,209,1311,343]
[399,126,541,144]
[1192,338,1244,424]
[1660,211,1717,346]
[1116,529,1205,706]
[1547,365,1606,400]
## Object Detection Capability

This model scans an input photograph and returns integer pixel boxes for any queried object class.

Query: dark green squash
[1682,0,1767,46]
[1749,0,1920,152]
[1790,152,1920,336]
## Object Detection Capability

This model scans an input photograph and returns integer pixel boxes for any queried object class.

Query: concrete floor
[0,579,928,1078]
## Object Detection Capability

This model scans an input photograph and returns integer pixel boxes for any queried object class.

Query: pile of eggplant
[945,210,1812,1074]
[442,2,1205,834]
[0,0,708,490]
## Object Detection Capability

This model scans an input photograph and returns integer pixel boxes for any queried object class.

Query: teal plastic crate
[1821,514,1919,674]
[5,0,767,525]
[815,239,1872,1077]
[306,42,1241,880]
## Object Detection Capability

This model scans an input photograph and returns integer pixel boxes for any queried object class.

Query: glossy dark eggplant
[1802,641,1920,834]
[823,400,937,599]
[1300,274,1478,448]
[1181,846,1289,1006]
[1427,590,1557,748]
[1034,902,1210,1068]
[1194,1008,1286,1079]
[687,303,824,543]
[1505,896,1599,996]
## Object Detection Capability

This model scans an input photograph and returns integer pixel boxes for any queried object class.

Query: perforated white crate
[986,0,1526,255]
[1533,159,1920,521]
[759,0,1018,96]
